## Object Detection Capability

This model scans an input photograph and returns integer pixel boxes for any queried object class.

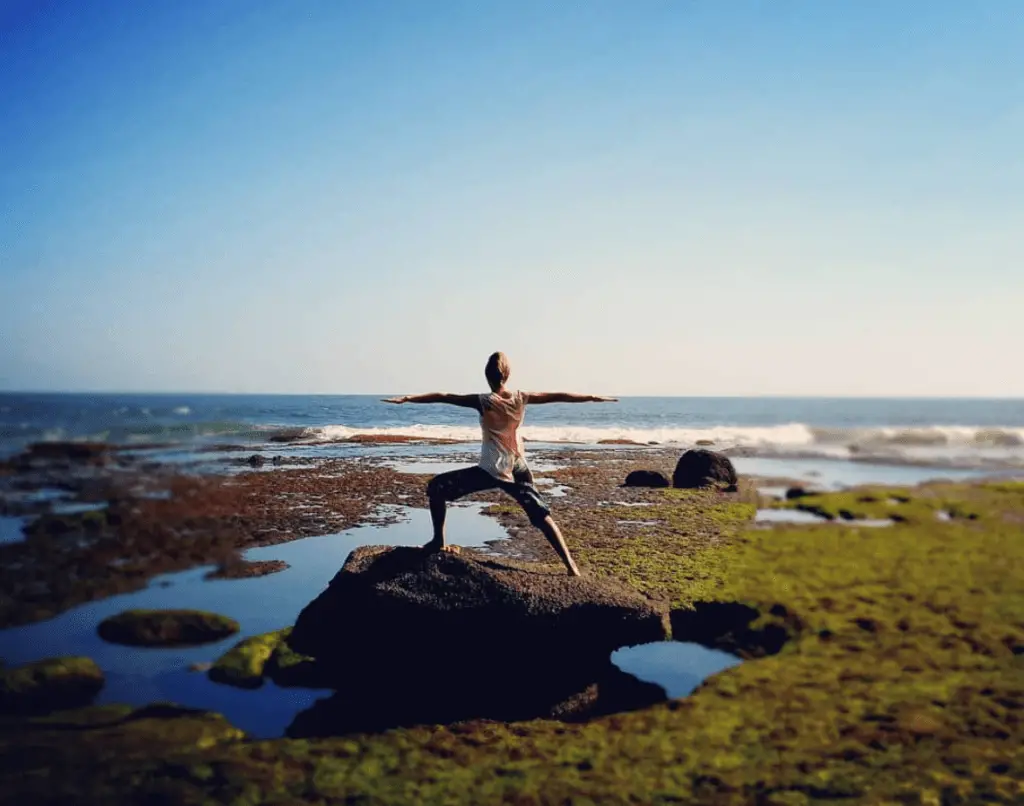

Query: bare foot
[423,540,460,555]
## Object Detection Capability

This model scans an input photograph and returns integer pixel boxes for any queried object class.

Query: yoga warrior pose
[383,352,617,576]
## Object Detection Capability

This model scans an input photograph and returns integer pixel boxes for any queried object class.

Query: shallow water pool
[0,515,27,545]
[0,503,509,738]
[611,641,742,699]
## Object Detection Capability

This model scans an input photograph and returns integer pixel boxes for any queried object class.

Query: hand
[382,397,408,404]
[593,396,618,403]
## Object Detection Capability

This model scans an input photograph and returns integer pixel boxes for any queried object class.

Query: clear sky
[1,1,1021,397]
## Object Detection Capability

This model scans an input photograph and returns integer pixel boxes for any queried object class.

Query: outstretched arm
[526,393,618,404]
[382,393,481,410]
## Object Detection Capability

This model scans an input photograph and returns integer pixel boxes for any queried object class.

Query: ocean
[2,392,1023,472]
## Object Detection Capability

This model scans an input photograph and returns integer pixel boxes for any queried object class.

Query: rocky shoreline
[1,441,1022,803]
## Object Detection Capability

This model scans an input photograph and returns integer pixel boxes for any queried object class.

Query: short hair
[485,352,510,388]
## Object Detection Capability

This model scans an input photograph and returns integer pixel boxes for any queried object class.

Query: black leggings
[426,464,551,527]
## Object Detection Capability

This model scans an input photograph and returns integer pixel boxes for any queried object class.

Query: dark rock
[623,470,670,488]
[672,450,738,489]
[247,454,265,467]
[204,559,289,580]
[0,656,105,714]
[16,442,111,468]
[285,545,668,734]
[97,609,240,647]
[785,487,810,500]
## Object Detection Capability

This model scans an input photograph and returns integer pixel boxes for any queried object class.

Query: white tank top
[478,390,527,481]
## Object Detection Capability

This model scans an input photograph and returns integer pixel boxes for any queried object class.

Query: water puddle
[611,641,742,699]
[51,501,109,516]
[600,501,655,508]
[734,457,983,490]
[754,509,894,528]
[757,486,789,500]
[0,503,509,738]
[754,509,827,525]
[8,487,73,504]
[0,515,28,545]
[138,490,172,500]
[383,460,471,475]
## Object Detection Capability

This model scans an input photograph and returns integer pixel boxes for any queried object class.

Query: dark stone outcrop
[285,545,668,734]
[672,450,738,490]
[623,470,671,488]
[785,486,810,500]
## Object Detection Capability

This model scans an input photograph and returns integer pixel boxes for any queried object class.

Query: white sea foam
[278,422,1024,470]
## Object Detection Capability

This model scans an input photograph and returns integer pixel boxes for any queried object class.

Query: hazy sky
[2,1,1022,396]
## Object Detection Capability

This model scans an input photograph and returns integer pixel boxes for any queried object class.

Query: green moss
[0,656,104,714]
[208,629,290,689]
[97,609,240,647]
[576,489,756,607]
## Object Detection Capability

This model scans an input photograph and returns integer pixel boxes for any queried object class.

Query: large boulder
[672,449,738,490]
[285,545,669,734]
[623,470,670,488]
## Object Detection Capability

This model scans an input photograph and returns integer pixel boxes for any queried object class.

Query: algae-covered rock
[208,629,288,689]
[97,609,239,647]
[286,545,668,733]
[0,656,104,714]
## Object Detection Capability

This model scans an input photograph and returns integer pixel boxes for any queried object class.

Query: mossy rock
[208,629,289,689]
[208,628,329,690]
[97,609,239,647]
[0,656,104,715]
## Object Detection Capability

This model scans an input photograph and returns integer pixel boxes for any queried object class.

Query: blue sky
[1,0,1021,396]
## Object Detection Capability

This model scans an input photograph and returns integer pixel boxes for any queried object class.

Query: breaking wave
[264,423,1024,469]
[294,423,1024,453]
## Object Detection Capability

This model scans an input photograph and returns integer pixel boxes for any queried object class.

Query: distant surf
[2,393,1023,471]
[285,422,1024,469]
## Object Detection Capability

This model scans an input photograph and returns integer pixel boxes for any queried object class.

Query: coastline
[1,439,1022,802]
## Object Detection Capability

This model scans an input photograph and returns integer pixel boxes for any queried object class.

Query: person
[383,351,617,576]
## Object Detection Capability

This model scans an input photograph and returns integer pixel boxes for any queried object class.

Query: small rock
[0,656,105,714]
[785,487,810,500]
[695,439,715,447]
[204,559,289,580]
[623,470,670,488]
[247,454,265,467]
[208,631,287,689]
[97,609,240,647]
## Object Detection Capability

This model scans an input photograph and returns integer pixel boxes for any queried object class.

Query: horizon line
[1,389,1023,401]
